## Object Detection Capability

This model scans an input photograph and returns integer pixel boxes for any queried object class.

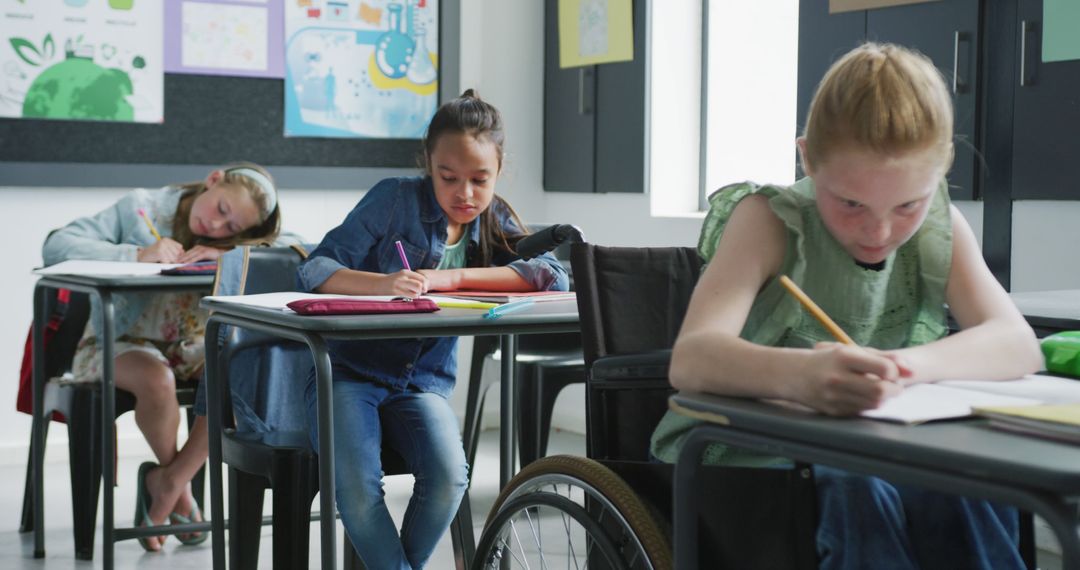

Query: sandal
[133,461,163,552]
[168,501,208,546]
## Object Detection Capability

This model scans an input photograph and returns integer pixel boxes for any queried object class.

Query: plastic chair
[460,238,584,470]
[18,289,204,560]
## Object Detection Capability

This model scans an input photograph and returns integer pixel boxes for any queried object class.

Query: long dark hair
[171,162,282,249]
[422,89,529,266]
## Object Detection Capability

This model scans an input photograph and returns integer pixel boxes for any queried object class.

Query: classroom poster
[284,0,439,139]
[0,0,163,123]
[1043,0,1080,63]
[558,0,633,69]
[829,0,940,14]
[164,0,285,78]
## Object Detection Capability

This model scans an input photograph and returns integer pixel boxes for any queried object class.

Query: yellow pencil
[137,208,162,241]
[778,275,855,345]
[433,299,500,310]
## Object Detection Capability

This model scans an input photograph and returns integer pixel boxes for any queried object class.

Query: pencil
[433,300,500,310]
[778,275,855,345]
[137,208,162,241]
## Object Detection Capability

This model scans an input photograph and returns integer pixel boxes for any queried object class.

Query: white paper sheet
[33,260,183,276]
[863,383,1042,424]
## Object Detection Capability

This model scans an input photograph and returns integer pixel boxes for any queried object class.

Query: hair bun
[460,88,480,100]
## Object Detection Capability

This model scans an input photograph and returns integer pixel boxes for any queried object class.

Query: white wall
[4,0,1075,465]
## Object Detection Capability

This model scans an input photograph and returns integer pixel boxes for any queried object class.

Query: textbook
[437,290,577,304]
[974,403,1080,444]
[860,374,1080,425]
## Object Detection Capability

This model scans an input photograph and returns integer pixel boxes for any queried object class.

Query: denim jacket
[296,176,569,397]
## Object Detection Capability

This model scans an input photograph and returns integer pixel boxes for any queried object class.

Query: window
[699,0,800,208]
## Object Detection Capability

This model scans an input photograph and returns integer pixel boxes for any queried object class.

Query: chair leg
[270,454,318,570]
[462,336,498,472]
[517,363,543,467]
[229,467,267,570]
[68,388,103,561]
[19,419,50,533]
[449,492,475,569]
[186,408,206,511]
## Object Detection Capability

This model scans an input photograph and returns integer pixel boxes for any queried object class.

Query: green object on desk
[1041,331,1080,378]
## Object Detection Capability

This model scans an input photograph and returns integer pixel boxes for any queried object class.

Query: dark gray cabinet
[797,0,980,200]
[543,0,647,193]
[1010,0,1080,199]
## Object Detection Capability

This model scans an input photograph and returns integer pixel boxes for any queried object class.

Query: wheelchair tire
[473,455,672,570]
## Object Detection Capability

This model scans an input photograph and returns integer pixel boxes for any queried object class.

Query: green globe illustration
[22,57,133,121]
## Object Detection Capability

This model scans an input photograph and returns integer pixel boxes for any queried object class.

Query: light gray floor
[1,427,1064,569]
[0,428,585,569]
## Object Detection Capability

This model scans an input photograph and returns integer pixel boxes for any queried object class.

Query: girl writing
[297,90,568,569]
[42,163,282,551]
[651,43,1042,568]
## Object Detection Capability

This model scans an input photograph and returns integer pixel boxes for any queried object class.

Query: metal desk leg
[673,427,710,570]
[205,318,227,569]
[499,335,517,489]
[31,284,48,558]
[308,334,337,570]
[99,291,116,570]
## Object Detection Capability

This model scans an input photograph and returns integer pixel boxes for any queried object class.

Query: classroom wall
[2,0,1076,464]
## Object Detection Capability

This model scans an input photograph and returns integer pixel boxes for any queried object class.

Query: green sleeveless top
[649,177,954,466]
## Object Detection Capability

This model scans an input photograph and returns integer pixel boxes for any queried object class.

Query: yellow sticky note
[558,0,634,69]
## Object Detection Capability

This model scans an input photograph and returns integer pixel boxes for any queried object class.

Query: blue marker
[483,298,536,319]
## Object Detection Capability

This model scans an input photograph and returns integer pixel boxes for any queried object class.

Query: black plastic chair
[460,237,585,470]
[18,289,204,560]
[216,245,473,569]
[571,243,819,569]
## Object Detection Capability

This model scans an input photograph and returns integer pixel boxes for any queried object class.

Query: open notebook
[860,374,1080,425]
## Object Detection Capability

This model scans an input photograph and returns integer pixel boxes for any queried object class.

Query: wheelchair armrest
[591,350,673,390]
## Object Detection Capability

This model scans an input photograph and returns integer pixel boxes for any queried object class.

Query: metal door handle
[1020,20,1032,87]
[952,31,970,94]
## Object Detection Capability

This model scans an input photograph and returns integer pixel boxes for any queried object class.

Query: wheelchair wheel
[473,455,671,570]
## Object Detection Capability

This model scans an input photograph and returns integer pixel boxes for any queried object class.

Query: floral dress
[72,291,208,383]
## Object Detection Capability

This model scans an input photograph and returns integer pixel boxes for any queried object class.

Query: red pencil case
[286,298,439,315]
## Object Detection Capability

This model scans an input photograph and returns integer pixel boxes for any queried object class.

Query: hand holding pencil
[778,274,907,414]
[134,208,186,263]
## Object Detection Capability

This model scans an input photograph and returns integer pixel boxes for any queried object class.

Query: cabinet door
[868,0,981,200]
[796,0,865,177]
[595,0,647,193]
[1011,0,1080,199]
[544,0,597,193]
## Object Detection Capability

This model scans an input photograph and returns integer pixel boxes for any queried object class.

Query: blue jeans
[305,367,469,569]
[814,465,1024,570]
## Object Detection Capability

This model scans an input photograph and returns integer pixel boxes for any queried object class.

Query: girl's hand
[382,270,428,297]
[177,245,227,263]
[137,238,185,263]
[794,343,906,416]
[417,269,460,292]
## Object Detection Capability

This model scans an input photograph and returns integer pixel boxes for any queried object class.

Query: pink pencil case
[286,298,439,315]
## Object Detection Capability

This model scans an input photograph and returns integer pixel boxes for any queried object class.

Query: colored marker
[483,298,536,319]
[395,240,411,271]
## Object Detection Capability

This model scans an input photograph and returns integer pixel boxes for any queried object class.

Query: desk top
[1012,289,1080,321]
[34,273,214,290]
[670,391,1080,493]
[201,297,580,338]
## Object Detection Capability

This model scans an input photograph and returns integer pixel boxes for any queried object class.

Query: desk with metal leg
[201,298,580,570]
[669,392,1080,570]
[31,273,214,569]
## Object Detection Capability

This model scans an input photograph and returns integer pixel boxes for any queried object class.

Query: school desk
[669,391,1080,570]
[200,297,580,570]
[30,272,215,570]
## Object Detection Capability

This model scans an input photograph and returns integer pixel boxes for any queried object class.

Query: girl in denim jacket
[43,163,282,551]
[297,90,568,569]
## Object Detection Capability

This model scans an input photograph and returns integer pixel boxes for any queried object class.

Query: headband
[226,167,277,219]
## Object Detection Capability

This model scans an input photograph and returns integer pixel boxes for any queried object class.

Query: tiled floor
[1,428,1064,569]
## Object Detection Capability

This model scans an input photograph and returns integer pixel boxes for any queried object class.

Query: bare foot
[144,465,184,549]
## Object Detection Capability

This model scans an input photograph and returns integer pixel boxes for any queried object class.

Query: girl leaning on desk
[41,163,282,551]
[295,90,568,569]
[651,43,1043,569]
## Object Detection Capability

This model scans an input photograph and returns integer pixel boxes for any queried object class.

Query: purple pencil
[394,240,411,271]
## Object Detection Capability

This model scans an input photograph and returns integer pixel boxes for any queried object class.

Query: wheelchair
[471,244,820,570]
